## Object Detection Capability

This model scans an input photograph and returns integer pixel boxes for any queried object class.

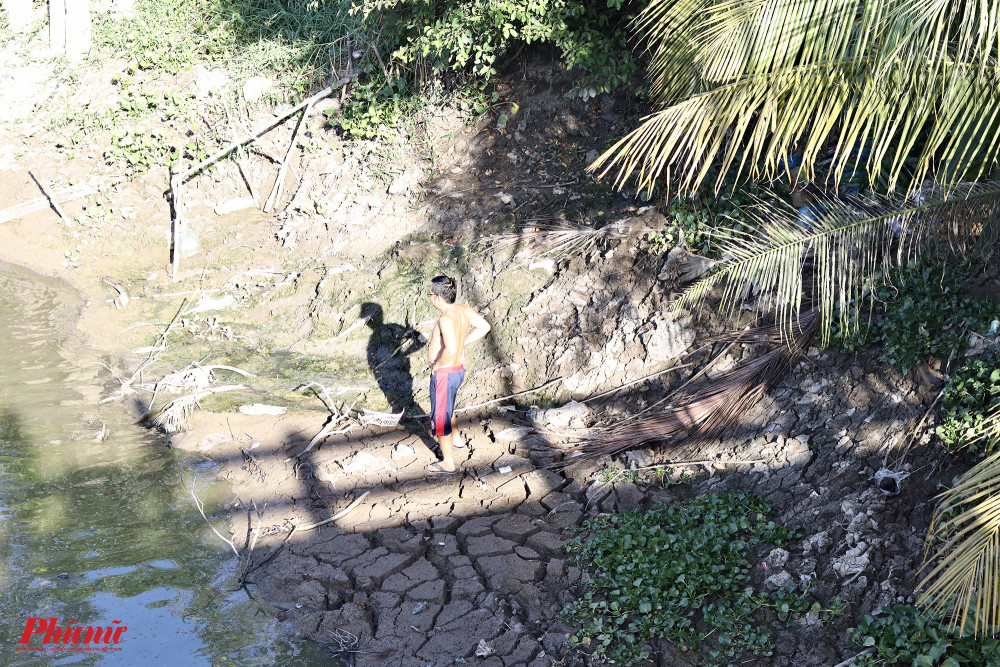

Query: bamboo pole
[264,98,314,213]
[28,172,74,226]
[0,183,92,225]
[176,77,353,184]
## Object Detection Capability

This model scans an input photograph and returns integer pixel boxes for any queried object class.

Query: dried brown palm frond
[478,218,652,260]
[918,401,1000,637]
[561,310,819,460]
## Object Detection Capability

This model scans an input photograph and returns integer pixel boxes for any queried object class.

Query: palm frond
[918,404,1000,637]
[477,219,654,259]
[603,0,1000,196]
[562,310,819,460]
[675,182,1000,344]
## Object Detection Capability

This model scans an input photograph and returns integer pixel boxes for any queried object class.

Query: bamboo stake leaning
[175,75,355,186]
[28,171,73,226]
[169,163,182,281]
[264,98,315,213]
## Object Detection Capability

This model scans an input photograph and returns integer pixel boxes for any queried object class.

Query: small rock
[392,442,415,459]
[766,548,790,569]
[195,67,229,97]
[764,570,795,590]
[527,258,555,274]
[531,401,589,429]
[412,601,427,615]
[475,640,495,658]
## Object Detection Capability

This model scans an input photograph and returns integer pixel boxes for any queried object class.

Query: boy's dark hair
[430,275,457,304]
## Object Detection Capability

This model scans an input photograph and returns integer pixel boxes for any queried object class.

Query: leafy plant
[937,350,1000,455]
[851,605,1000,666]
[357,0,638,93]
[563,492,803,666]
[104,130,207,176]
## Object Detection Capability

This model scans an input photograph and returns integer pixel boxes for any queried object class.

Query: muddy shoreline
[1,28,991,665]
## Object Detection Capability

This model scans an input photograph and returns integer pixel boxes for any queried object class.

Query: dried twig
[189,483,240,559]
[28,171,73,226]
[264,98,315,213]
[299,490,371,531]
[454,378,564,414]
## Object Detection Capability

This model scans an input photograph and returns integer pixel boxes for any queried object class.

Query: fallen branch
[299,490,371,531]
[237,502,266,583]
[455,377,564,414]
[28,172,74,226]
[177,76,355,184]
[264,98,314,213]
[252,524,297,571]
[0,183,92,225]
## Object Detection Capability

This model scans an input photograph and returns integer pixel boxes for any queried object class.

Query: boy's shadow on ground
[362,302,439,454]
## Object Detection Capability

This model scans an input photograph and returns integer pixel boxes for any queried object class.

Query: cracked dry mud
[170,330,972,667]
[174,413,585,667]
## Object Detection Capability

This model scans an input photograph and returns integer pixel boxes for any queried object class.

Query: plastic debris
[475,640,495,658]
[874,468,910,496]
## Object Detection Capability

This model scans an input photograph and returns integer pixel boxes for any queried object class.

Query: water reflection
[0,265,332,665]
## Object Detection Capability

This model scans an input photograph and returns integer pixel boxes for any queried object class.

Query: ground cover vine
[563,492,811,666]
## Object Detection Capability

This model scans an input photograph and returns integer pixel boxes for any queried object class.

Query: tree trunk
[2,0,32,32]
[47,0,91,62]
[64,0,91,62]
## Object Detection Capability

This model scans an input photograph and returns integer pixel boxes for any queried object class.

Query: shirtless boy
[424,275,491,474]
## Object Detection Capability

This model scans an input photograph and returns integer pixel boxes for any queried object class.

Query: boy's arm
[465,309,491,346]
[427,322,441,365]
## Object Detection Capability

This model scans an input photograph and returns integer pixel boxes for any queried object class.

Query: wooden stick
[28,172,73,226]
[264,98,314,213]
[169,164,181,281]
[455,377,564,414]
[0,183,92,225]
[177,78,353,184]
[582,362,696,403]
[299,490,371,531]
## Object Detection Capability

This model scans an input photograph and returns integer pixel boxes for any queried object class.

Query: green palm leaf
[603,0,1000,196]
[919,401,1000,636]
[675,182,1000,342]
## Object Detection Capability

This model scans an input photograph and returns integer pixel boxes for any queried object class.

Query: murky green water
[0,265,331,665]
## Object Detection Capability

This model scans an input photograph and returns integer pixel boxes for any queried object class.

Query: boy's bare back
[428,303,490,371]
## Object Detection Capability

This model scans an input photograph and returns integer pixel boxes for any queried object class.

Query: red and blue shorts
[430,365,465,436]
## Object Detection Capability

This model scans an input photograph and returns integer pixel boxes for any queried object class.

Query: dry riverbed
[0,24,990,666]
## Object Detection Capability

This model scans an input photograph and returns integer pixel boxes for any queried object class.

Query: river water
[0,264,330,665]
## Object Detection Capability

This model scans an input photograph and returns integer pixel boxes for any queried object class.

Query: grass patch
[563,493,813,666]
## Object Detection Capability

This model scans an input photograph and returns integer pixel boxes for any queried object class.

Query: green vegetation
[335,0,640,136]
[851,605,1000,666]
[830,261,997,372]
[564,493,821,666]
[937,350,1000,455]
